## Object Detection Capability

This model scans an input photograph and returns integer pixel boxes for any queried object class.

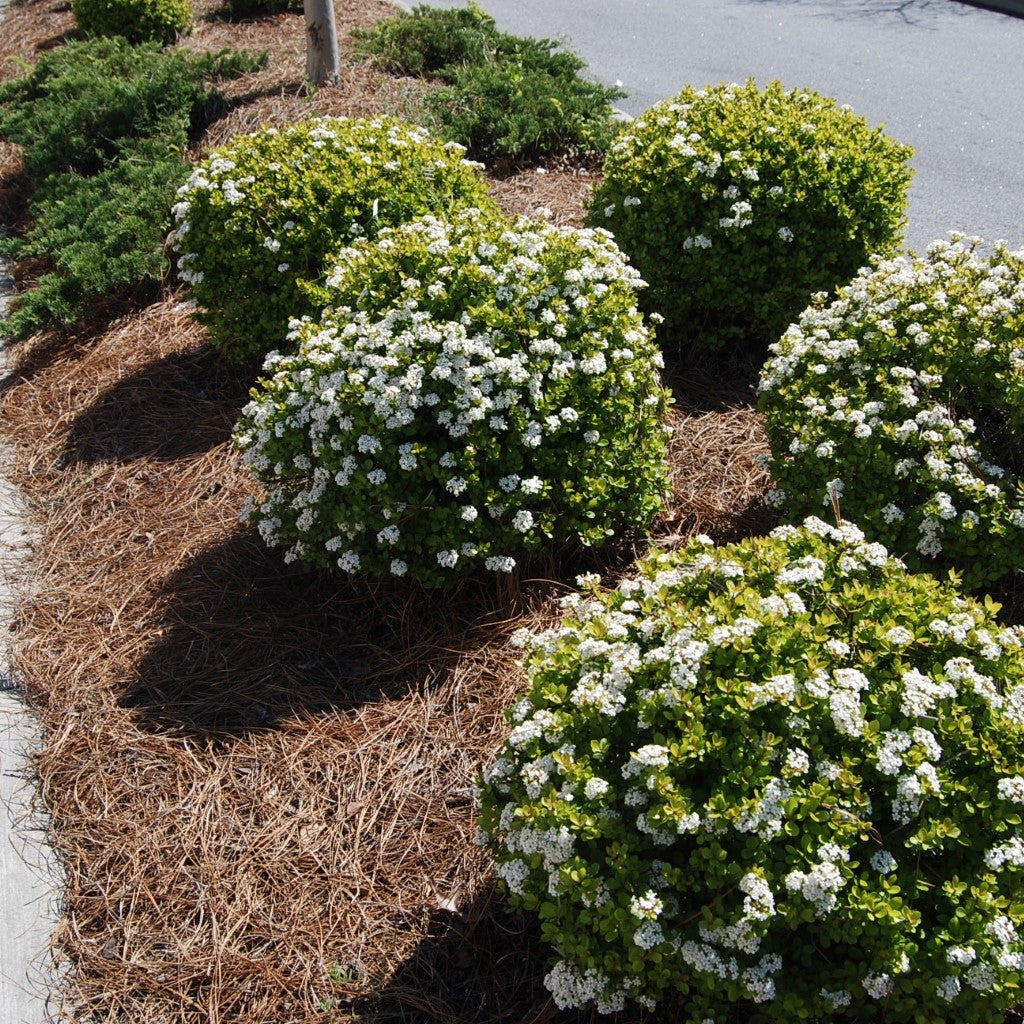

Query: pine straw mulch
[0,2,772,1021]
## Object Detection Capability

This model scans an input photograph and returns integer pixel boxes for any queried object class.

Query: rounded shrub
[478,519,1024,1020]
[758,234,1024,591]
[233,209,672,588]
[587,79,913,353]
[73,0,192,44]
[171,117,496,363]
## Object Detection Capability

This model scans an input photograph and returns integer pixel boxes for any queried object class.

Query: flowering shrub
[478,519,1024,1020]
[171,117,495,362]
[233,210,671,587]
[588,79,913,353]
[73,0,192,44]
[758,234,1024,591]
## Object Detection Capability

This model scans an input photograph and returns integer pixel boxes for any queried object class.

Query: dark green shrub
[73,0,193,44]
[479,521,1024,1019]
[0,39,264,339]
[0,139,189,340]
[350,1,498,76]
[352,3,624,164]
[0,39,260,185]
[424,40,624,162]
[588,80,913,353]
[172,116,497,363]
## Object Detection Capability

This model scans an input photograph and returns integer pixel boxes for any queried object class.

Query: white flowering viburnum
[759,234,1024,590]
[233,209,671,587]
[477,519,1024,1021]
[171,116,494,362]
[588,79,913,353]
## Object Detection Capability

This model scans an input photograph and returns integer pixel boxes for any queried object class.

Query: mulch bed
[0,3,777,1021]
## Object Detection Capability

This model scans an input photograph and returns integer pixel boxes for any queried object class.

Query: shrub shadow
[0,315,123,397]
[120,528,538,739]
[349,885,588,1024]
[351,883,688,1024]
[658,345,764,416]
[61,343,253,464]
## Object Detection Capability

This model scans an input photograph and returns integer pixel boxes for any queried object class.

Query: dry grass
[0,3,776,1021]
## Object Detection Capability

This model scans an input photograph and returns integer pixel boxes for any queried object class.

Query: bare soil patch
[0,3,774,1021]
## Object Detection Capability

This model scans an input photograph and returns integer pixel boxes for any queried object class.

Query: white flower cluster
[234,210,669,584]
[784,843,850,917]
[759,234,1024,588]
[545,960,628,1013]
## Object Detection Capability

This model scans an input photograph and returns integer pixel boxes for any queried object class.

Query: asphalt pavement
[428,0,1024,254]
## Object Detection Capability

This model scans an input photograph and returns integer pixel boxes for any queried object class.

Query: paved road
[429,0,1024,254]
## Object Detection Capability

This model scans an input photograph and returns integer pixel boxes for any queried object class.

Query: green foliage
[588,79,913,353]
[351,2,498,76]
[73,0,193,45]
[0,38,264,340]
[352,3,624,163]
[172,116,496,363]
[758,234,1024,591]
[233,209,671,587]
[0,139,189,339]
[423,41,624,163]
[0,38,233,182]
[478,519,1024,1020]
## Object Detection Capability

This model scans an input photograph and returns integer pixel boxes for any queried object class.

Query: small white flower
[998,776,1024,803]
[870,850,897,873]
[512,509,535,532]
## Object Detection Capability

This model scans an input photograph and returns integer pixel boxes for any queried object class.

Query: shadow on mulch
[120,527,559,739]
[351,885,607,1024]
[0,313,127,396]
[659,345,764,416]
[61,342,253,464]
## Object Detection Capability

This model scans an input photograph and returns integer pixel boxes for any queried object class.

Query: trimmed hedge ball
[478,519,1024,1021]
[73,0,192,44]
[758,234,1024,591]
[233,209,672,587]
[171,117,496,362]
[588,79,913,353]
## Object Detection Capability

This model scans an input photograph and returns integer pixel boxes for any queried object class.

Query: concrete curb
[0,225,59,1024]
[0,387,58,1024]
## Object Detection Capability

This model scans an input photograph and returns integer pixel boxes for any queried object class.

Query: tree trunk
[303,0,340,87]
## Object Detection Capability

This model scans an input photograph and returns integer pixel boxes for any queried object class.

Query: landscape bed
[0,1,776,1020]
